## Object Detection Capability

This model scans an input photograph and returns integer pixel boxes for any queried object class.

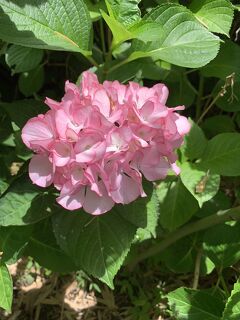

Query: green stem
[128,207,240,269]
[86,56,99,68]
[219,273,230,297]
[192,246,203,290]
[196,75,204,121]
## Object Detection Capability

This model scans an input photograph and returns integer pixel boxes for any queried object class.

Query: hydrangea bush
[0,0,240,318]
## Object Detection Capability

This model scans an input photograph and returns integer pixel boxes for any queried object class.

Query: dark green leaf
[52,209,138,288]
[168,287,224,320]
[26,219,77,272]
[157,178,199,231]
[198,133,240,176]
[0,176,54,226]
[182,119,208,161]
[1,100,48,128]
[201,41,240,81]
[5,44,43,74]
[18,65,44,97]
[202,115,236,137]
[203,222,240,268]
[0,225,33,264]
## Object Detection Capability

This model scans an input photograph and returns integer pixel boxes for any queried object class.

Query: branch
[128,207,240,269]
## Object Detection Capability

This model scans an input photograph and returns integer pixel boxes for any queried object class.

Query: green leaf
[101,10,133,46]
[0,0,92,54]
[180,162,220,207]
[161,236,195,273]
[202,115,236,137]
[201,41,240,82]
[0,263,13,312]
[5,44,43,74]
[196,191,231,218]
[106,0,141,28]
[1,99,48,128]
[18,65,44,97]
[0,225,33,264]
[52,209,139,288]
[198,133,240,176]
[26,219,77,272]
[190,0,234,36]
[157,178,199,231]
[128,4,220,68]
[203,222,240,268]
[182,120,208,161]
[222,281,240,320]
[168,287,224,320]
[0,176,54,226]
[0,180,9,196]
[214,80,240,112]
[85,0,106,21]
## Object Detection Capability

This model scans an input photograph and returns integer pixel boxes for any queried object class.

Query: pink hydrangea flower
[21,71,190,215]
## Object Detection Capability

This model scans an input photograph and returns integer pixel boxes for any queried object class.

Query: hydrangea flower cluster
[22,71,190,215]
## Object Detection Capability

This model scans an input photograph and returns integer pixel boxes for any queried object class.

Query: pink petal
[57,186,85,211]
[22,116,54,150]
[110,173,141,204]
[83,182,114,215]
[29,154,54,187]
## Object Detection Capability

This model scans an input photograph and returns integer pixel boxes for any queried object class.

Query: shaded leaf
[198,133,240,176]
[5,44,43,74]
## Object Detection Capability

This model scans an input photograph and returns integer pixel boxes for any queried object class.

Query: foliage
[0,0,240,318]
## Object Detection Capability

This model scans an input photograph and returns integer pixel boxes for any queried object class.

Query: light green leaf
[101,10,133,46]
[0,263,13,312]
[128,4,220,68]
[0,176,54,226]
[182,119,208,161]
[106,0,141,28]
[203,222,240,268]
[85,0,106,21]
[0,225,33,264]
[5,45,43,74]
[222,281,240,320]
[52,209,137,288]
[18,65,44,97]
[180,162,220,207]
[0,0,92,54]
[201,41,240,82]
[190,0,234,36]
[168,287,224,320]
[198,133,240,176]
[157,178,199,231]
